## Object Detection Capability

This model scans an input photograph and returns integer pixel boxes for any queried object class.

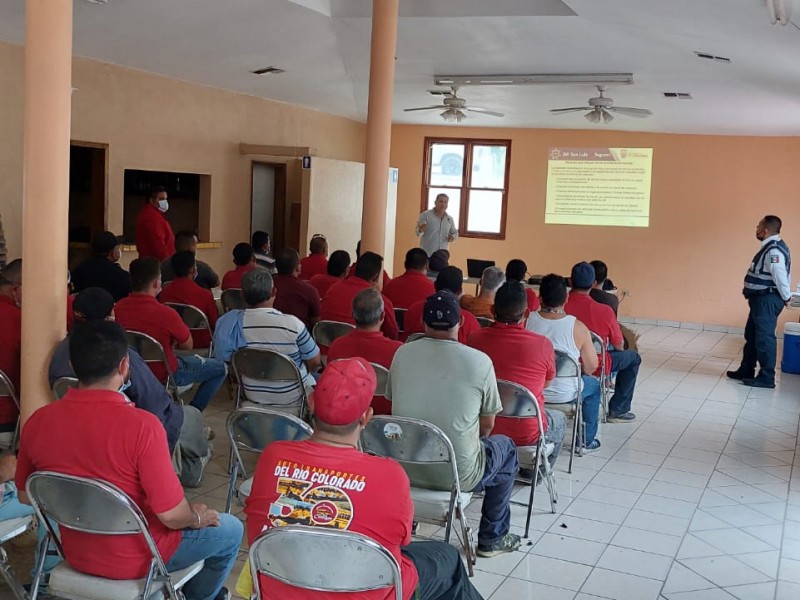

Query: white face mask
[157,199,169,213]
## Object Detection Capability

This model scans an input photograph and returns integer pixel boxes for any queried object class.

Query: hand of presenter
[417,222,427,234]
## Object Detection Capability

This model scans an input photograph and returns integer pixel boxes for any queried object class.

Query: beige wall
[391,125,800,328]
[0,41,366,274]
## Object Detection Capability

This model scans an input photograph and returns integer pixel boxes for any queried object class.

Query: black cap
[72,287,115,322]
[423,290,461,331]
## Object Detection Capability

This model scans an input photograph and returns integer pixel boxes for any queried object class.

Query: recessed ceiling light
[694,52,731,64]
[662,92,693,99]
[251,66,286,75]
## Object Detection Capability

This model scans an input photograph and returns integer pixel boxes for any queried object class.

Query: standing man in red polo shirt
[467,282,566,472]
[221,243,258,291]
[403,266,481,343]
[322,252,399,339]
[16,320,242,600]
[299,234,328,281]
[115,258,227,412]
[136,186,175,261]
[159,251,219,349]
[309,250,351,300]
[244,357,481,600]
[383,248,435,309]
[0,260,22,439]
[272,248,322,330]
[327,288,403,414]
[565,262,640,423]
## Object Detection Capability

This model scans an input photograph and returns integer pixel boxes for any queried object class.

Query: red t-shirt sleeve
[168,309,192,346]
[14,414,38,491]
[137,418,185,514]
[607,310,624,347]
[244,446,278,545]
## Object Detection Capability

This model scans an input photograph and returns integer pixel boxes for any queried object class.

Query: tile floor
[193,325,800,600]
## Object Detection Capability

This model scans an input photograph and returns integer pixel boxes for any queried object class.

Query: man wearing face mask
[136,186,175,261]
[728,215,792,389]
[71,231,132,301]
[0,259,22,441]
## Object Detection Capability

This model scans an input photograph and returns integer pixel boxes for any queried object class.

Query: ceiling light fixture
[251,66,286,75]
[434,73,635,87]
[441,108,466,123]
[767,0,791,25]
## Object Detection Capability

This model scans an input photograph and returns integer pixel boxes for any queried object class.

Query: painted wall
[391,125,800,327]
[0,41,366,275]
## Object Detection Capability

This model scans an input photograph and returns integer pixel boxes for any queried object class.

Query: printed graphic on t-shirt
[268,461,366,530]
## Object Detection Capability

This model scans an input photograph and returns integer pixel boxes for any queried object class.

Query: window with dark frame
[421,137,511,239]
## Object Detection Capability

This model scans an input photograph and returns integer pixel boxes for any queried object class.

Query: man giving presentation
[416,193,458,256]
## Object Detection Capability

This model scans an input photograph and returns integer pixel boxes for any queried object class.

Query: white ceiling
[2,0,800,134]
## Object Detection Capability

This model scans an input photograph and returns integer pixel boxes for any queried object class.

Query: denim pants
[0,484,62,577]
[164,513,243,600]
[403,541,484,600]
[470,435,518,546]
[740,293,784,383]
[174,355,227,412]
[544,409,567,465]
[581,375,602,444]
[607,350,641,416]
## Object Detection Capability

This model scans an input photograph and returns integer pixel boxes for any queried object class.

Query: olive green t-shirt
[387,337,502,491]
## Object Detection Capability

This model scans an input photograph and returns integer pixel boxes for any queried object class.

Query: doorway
[68,142,107,245]
[251,162,288,250]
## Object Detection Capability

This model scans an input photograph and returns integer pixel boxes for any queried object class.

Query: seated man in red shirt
[272,248,322,330]
[322,252,399,340]
[16,320,242,600]
[349,240,391,289]
[404,266,481,343]
[0,260,22,441]
[299,234,328,281]
[159,251,219,349]
[115,258,227,412]
[383,248,435,309]
[309,250,350,300]
[505,259,540,312]
[221,243,258,291]
[244,357,481,600]
[327,288,402,415]
[467,282,566,474]
[565,262,641,423]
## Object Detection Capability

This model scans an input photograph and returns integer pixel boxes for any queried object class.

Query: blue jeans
[607,350,641,416]
[544,409,567,465]
[175,356,227,412]
[0,484,62,577]
[741,293,784,383]
[164,513,243,600]
[471,435,518,546]
[581,375,602,445]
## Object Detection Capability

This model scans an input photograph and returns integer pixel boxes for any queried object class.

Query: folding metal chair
[0,369,20,451]
[475,316,494,328]
[26,471,204,600]
[394,308,407,333]
[404,332,425,343]
[231,347,308,417]
[497,380,557,537]
[124,331,189,404]
[225,406,313,512]
[311,320,355,364]
[0,515,35,599]
[164,302,214,358]
[249,525,402,600]
[545,351,584,474]
[360,415,475,576]
[220,288,245,313]
[52,376,79,400]
[370,363,390,398]
[590,332,610,422]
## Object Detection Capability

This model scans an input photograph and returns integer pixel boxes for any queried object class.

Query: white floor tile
[609,526,683,557]
[580,568,663,600]
[595,546,673,580]
[623,509,690,537]
[511,554,592,591]
[547,515,620,544]
[490,577,578,599]
[724,581,776,600]
[662,562,717,594]
[531,533,607,566]
[679,556,772,587]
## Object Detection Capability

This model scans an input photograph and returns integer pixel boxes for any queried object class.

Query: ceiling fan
[550,86,652,124]
[404,86,504,123]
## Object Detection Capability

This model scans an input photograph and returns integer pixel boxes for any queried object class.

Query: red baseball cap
[312,357,377,425]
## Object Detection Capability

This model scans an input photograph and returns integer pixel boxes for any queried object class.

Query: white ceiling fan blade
[404,106,447,112]
[608,106,652,117]
[550,107,592,114]
[465,107,505,117]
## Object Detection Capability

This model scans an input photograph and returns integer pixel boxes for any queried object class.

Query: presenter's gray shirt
[416,209,458,256]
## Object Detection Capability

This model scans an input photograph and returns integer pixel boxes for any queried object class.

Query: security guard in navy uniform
[727,215,792,389]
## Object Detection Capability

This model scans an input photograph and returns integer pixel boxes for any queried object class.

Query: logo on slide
[549,148,562,160]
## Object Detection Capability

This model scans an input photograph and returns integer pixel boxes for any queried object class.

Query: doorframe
[249,161,287,250]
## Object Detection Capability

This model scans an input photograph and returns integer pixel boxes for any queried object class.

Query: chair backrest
[231,347,306,408]
[227,406,312,473]
[476,316,494,328]
[360,415,460,492]
[221,288,246,313]
[394,308,407,332]
[52,377,79,401]
[496,379,541,419]
[249,525,402,600]
[0,369,20,411]
[404,332,425,343]
[126,330,172,375]
[589,331,607,373]
[370,363,389,398]
[312,320,355,348]
[554,349,583,400]
[164,302,212,333]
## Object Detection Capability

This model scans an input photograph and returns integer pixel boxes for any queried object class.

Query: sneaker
[518,467,544,486]
[583,439,602,453]
[741,377,776,389]
[214,588,231,600]
[477,532,522,557]
[607,412,636,423]
[726,369,753,381]
[204,426,216,441]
